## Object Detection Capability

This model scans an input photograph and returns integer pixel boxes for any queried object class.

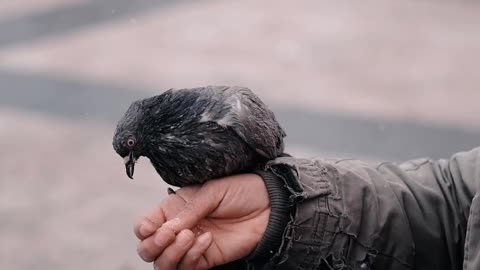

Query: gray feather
[112,85,286,187]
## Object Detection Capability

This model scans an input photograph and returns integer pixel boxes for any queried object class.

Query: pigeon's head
[112,100,148,179]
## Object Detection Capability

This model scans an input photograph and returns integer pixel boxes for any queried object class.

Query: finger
[137,227,176,262]
[161,184,224,233]
[178,232,213,270]
[134,190,192,240]
[153,229,195,270]
[134,206,167,240]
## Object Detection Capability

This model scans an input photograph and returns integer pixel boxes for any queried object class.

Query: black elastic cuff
[248,170,291,261]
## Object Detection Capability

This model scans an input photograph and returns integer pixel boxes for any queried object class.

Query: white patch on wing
[216,116,231,127]
[200,111,214,122]
[216,96,243,127]
[235,97,242,112]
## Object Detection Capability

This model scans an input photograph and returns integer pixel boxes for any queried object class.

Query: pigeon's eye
[126,137,136,148]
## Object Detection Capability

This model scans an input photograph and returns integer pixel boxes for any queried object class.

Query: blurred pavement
[1,1,479,269]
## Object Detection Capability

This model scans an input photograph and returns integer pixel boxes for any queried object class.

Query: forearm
[437,147,480,219]
[248,157,390,269]
[249,150,480,270]
[434,147,480,270]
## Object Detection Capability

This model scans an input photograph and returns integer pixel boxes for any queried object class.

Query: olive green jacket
[256,147,480,270]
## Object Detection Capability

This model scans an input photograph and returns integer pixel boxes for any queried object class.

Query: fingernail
[139,221,155,236]
[197,232,212,246]
[177,230,193,246]
[190,232,212,262]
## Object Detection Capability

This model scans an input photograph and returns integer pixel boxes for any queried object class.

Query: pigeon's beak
[124,151,135,179]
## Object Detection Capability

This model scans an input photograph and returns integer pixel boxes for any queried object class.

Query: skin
[134,174,271,270]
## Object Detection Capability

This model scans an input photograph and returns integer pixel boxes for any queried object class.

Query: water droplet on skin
[165,218,181,233]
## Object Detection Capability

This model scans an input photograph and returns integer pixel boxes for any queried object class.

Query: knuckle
[147,206,166,227]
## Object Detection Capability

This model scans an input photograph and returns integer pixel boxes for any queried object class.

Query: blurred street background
[1,1,479,269]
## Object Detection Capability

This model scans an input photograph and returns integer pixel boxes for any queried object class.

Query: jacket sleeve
[440,148,480,270]
[249,147,480,270]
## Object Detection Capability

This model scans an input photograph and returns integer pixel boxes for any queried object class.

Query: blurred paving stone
[0,69,478,161]
[1,0,480,128]
[0,0,83,18]
[1,1,480,269]
[0,109,166,270]
[0,108,318,270]
[0,0,182,48]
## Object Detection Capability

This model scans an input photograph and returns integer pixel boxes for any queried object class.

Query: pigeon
[112,86,286,187]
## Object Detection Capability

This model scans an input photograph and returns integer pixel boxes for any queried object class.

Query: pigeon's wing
[202,86,286,159]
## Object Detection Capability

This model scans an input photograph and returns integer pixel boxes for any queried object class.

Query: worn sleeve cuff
[247,170,292,261]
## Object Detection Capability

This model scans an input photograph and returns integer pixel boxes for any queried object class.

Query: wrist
[247,170,291,261]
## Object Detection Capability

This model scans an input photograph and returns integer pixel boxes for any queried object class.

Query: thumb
[161,183,224,233]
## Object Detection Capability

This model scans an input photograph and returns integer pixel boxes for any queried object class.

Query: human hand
[134,174,271,270]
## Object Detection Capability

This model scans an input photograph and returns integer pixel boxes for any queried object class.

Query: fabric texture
[246,147,480,270]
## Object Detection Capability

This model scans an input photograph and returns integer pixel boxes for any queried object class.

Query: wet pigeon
[112,86,286,187]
